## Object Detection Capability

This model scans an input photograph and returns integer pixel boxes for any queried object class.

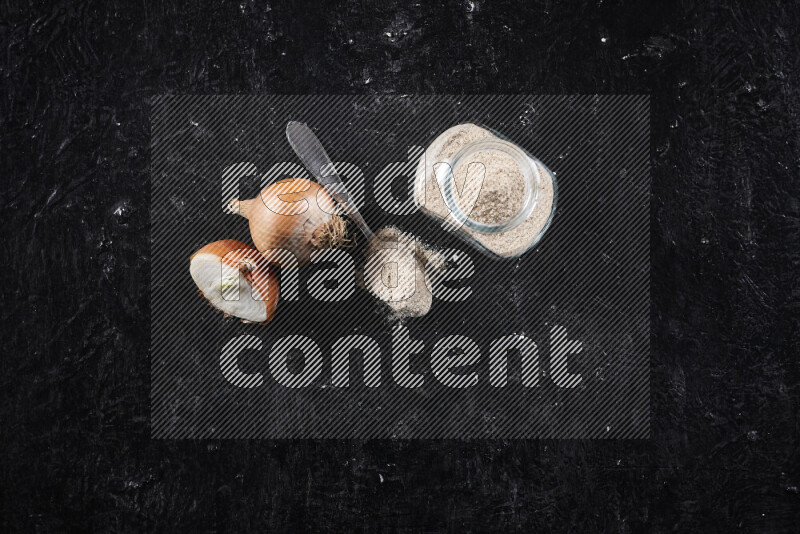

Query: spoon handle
[286,121,373,240]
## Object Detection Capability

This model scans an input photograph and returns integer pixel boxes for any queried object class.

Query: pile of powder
[452,149,526,225]
[414,123,555,258]
[363,227,444,319]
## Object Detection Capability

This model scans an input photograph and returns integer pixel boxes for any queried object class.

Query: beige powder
[452,150,526,225]
[363,227,444,319]
[414,123,555,258]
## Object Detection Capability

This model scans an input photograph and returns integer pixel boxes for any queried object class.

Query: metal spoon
[285,121,373,240]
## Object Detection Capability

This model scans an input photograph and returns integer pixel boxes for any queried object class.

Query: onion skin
[190,239,253,265]
[229,178,342,267]
[190,240,280,324]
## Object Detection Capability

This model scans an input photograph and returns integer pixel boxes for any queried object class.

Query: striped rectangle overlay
[151,96,650,438]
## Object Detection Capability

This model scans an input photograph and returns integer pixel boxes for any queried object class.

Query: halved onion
[228,178,348,267]
[189,239,280,323]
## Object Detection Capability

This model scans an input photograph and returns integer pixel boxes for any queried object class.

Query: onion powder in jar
[413,123,558,259]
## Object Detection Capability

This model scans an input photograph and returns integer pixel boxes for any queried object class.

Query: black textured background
[2,0,798,531]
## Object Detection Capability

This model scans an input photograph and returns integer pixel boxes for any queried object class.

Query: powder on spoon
[363,227,444,319]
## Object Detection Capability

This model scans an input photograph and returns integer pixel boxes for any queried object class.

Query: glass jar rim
[435,139,539,233]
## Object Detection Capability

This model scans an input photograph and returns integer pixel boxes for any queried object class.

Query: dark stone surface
[2,0,798,531]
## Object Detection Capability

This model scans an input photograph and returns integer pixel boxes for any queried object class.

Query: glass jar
[414,124,558,259]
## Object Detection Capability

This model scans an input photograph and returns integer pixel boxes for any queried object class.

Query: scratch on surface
[740,272,769,309]
[41,296,98,352]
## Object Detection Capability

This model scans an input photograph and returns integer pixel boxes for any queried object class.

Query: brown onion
[228,178,348,267]
[189,240,280,323]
